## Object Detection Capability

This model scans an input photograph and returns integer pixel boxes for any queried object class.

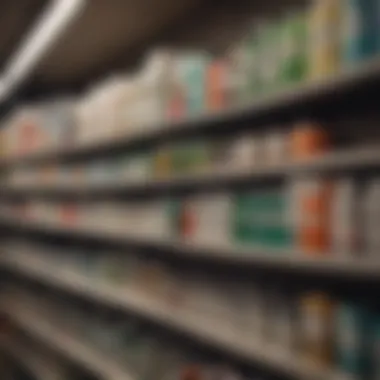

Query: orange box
[297,179,332,254]
[291,121,329,159]
[206,60,228,111]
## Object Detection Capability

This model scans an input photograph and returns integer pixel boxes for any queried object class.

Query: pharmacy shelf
[1,303,134,380]
[2,145,380,198]
[3,57,380,169]
[0,252,349,380]
[0,337,65,380]
[1,215,380,279]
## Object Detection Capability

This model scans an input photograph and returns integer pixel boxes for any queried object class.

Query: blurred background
[0,1,380,380]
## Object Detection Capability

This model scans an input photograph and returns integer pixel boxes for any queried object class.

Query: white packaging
[362,178,380,257]
[145,201,171,239]
[183,194,231,246]
[120,155,150,184]
[6,107,44,158]
[331,178,357,255]
[264,129,288,165]
[226,135,263,171]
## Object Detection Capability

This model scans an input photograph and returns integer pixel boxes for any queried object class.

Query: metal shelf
[0,253,349,380]
[1,216,380,279]
[1,302,134,380]
[2,145,380,198]
[0,337,68,380]
[3,57,380,169]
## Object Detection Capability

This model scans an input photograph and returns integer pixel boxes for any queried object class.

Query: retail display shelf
[0,337,66,380]
[3,5,380,380]
[0,253,349,380]
[2,145,380,199]
[1,303,134,380]
[1,216,380,279]
[2,58,380,169]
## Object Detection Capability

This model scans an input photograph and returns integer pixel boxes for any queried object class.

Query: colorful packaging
[277,11,308,86]
[175,197,199,240]
[299,292,334,367]
[153,145,173,179]
[206,60,228,111]
[342,0,379,65]
[166,55,186,121]
[257,22,282,94]
[7,108,44,158]
[213,134,262,171]
[308,0,342,78]
[233,189,292,249]
[60,202,79,227]
[41,100,76,150]
[290,121,329,160]
[227,36,261,104]
[178,194,231,245]
[335,300,371,378]
[171,140,209,175]
[118,154,151,184]
[178,54,209,116]
[294,177,332,255]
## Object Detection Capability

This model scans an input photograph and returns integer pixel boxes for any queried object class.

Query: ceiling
[0,0,204,99]
[0,0,48,72]
[0,0,306,103]
[30,0,203,90]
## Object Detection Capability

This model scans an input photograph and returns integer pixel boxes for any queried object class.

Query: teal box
[179,55,209,115]
[232,190,292,249]
[368,309,380,379]
[343,0,379,64]
[335,301,372,378]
